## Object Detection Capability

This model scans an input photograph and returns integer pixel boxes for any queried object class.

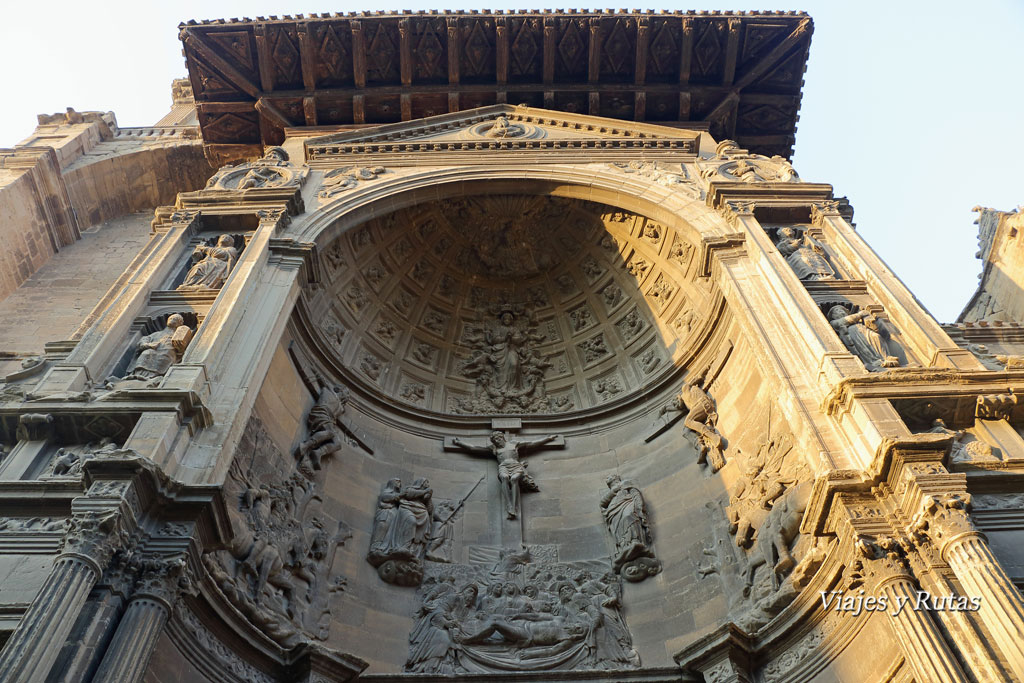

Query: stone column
[858,535,969,683]
[914,492,1024,681]
[92,555,190,683]
[0,510,125,682]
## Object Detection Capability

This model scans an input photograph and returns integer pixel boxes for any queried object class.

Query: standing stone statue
[774,227,836,280]
[367,478,434,586]
[600,475,661,582]
[177,235,238,291]
[659,381,726,472]
[827,305,906,371]
[449,431,558,520]
[123,314,193,381]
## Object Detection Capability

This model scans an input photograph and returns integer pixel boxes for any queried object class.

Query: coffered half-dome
[304,194,713,415]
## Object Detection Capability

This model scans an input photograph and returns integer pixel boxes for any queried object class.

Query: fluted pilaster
[0,556,99,682]
[878,575,969,683]
[91,597,170,683]
[945,534,1024,681]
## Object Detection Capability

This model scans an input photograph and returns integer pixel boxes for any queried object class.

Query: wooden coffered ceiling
[180,10,811,160]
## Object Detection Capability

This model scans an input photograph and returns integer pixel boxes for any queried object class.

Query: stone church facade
[0,10,1022,683]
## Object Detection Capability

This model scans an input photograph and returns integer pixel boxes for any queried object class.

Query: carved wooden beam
[255,98,295,129]
[542,16,556,84]
[253,25,275,91]
[495,17,509,84]
[302,96,317,126]
[351,21,367,88]
[634,16,649,86]
[734,18,812,91]
[398,19,413,86]
[679,18,694,86]
[297,22,317,91]
[180,29,262,99]
[588,18,601,83]
[722,18,741,87]
[447,17,460,85]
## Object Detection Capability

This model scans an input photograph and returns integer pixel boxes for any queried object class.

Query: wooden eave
[179,9,812,161]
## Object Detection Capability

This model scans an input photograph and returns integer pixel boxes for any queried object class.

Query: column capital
[853,534,915,588]
[130,553,195,609]
[59,509,130,574]
[908,492,982,562]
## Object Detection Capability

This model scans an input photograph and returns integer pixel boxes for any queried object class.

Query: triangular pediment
[302,105,703,162]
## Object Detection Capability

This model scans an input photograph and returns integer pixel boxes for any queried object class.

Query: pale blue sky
[1,1,1021,322]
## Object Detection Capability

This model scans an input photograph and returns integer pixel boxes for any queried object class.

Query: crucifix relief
[446,431,563,521]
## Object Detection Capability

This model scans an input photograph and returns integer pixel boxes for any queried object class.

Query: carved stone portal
[405,552,639,674]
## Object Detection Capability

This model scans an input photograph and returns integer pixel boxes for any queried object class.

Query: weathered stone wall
[0,212,154,361]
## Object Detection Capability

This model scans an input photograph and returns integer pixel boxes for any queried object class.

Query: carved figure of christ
[447,431,561,520]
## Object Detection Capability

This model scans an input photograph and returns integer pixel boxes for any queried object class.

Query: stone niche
[305,195,711,416]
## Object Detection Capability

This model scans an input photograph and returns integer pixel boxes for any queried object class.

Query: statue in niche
[659,380,726,471]
[123,314,193,381]
[774,227,837,281]
[827,305,907,371]
[295,377,351,470]
[449,431,558,520]
[367,478,434,586]
[456,307,564,414]
[600,475,661,582]
[177,235,238,291]
[405,558,639,674]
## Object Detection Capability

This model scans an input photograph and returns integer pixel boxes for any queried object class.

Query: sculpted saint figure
[774,228,836,281]
[450,431,557,520]
[295,377,350,469]
[177,235,238,291]
[828,305,905,371]
[124,314,192,380]
[367,478,434,586]
[658,380,726,472]
[600,475,661,582]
